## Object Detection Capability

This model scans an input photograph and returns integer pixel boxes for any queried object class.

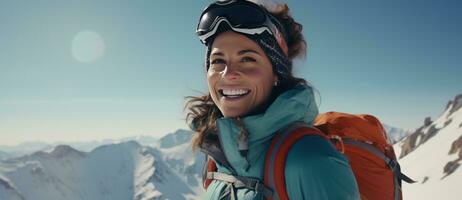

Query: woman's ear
[273,75,279,86]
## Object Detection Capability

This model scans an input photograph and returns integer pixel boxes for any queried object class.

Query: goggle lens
[197,3,267,36]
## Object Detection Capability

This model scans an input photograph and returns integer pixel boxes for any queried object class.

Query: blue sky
[0,0,461,145]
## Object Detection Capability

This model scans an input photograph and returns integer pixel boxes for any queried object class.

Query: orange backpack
[314,112,415,200]
[204,112,415,200]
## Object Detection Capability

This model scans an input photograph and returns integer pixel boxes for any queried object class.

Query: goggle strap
[271,23,289,56]
[199,18,289,57]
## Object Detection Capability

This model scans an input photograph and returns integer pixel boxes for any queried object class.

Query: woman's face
[207,31,277,118]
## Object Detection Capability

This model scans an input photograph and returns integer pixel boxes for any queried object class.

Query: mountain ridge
[0,140,199,200]
[396,93,462,200]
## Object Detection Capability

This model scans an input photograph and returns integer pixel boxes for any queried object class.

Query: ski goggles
[196,0,289,56]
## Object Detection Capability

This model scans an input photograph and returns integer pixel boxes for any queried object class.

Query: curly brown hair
[270,4,307,60]
[185,2,309,151]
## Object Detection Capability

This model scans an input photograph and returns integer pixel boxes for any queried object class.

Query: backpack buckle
[388,159,398,171]
[253,180,274,197]
[244,178,259,189]
[329,135,345,153]
[242,178,271,195]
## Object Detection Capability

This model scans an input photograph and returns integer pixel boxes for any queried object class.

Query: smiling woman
[185,0,360,200]
[71,30,105,63]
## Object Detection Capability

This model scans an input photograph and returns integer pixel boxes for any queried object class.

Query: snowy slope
[0,151,11,161]
[0,174,25,200]
[0,141,197,200]
[396,94,462,200]
[155,129,206,199]
[157,129,193,149]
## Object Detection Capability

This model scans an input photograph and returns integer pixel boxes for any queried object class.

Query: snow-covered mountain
[383,124,412,144]
[155,129,205,189]
[157,129,193,149]
[0,141,200,200]
[396,94,462,200]
[0,151,11,161]
[2,120,447,200]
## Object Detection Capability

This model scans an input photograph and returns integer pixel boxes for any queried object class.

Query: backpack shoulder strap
[203,156,217,189]
[344,139,415,200]
[263,122,326,200]
[343,139,416,184]
[201,142,237,189]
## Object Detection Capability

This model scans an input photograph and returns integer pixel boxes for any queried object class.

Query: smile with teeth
[219,89,250,99]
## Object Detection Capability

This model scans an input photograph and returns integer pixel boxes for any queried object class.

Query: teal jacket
[202,84,360,200]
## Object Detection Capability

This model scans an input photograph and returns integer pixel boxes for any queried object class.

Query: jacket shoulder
[283,135,360,199]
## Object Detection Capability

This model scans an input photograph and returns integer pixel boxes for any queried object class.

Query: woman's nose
[222,64,240,80]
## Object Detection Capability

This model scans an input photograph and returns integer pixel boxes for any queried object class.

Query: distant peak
[424,117,433,127]
[91,140,142,153]
[158,129,193,149]
[173,129,192,135]
[456,93,462,102]
[49,145,85,158]
[118,140,142,147]
[446,93,462,117]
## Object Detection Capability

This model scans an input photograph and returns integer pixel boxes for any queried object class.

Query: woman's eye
[211,59,225,65]
[241,57,256,62]
[209,59,226,71]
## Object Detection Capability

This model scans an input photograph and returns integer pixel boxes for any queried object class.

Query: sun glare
[71,30,105,63]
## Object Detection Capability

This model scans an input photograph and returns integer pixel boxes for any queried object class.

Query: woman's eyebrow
[211,51,224,56]
[238,49,260,56]
[211,49,260,56]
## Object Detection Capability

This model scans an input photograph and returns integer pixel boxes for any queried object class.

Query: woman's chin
[218,95,250,116]
[220,107,249,118]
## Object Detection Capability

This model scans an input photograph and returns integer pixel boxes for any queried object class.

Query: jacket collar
[215,84,319,174]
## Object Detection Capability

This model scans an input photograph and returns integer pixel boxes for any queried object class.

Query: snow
[414,134,421,147]
[160,143,195,164]
[397,104,462,200]
[0,174,24,200]
[2,102,460,200]
[0,140,200,200]
[0,151,11,161]
[4,105,460,200]
[133,147,160,200]
[393,139,404,160]
[157,129,192,149]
